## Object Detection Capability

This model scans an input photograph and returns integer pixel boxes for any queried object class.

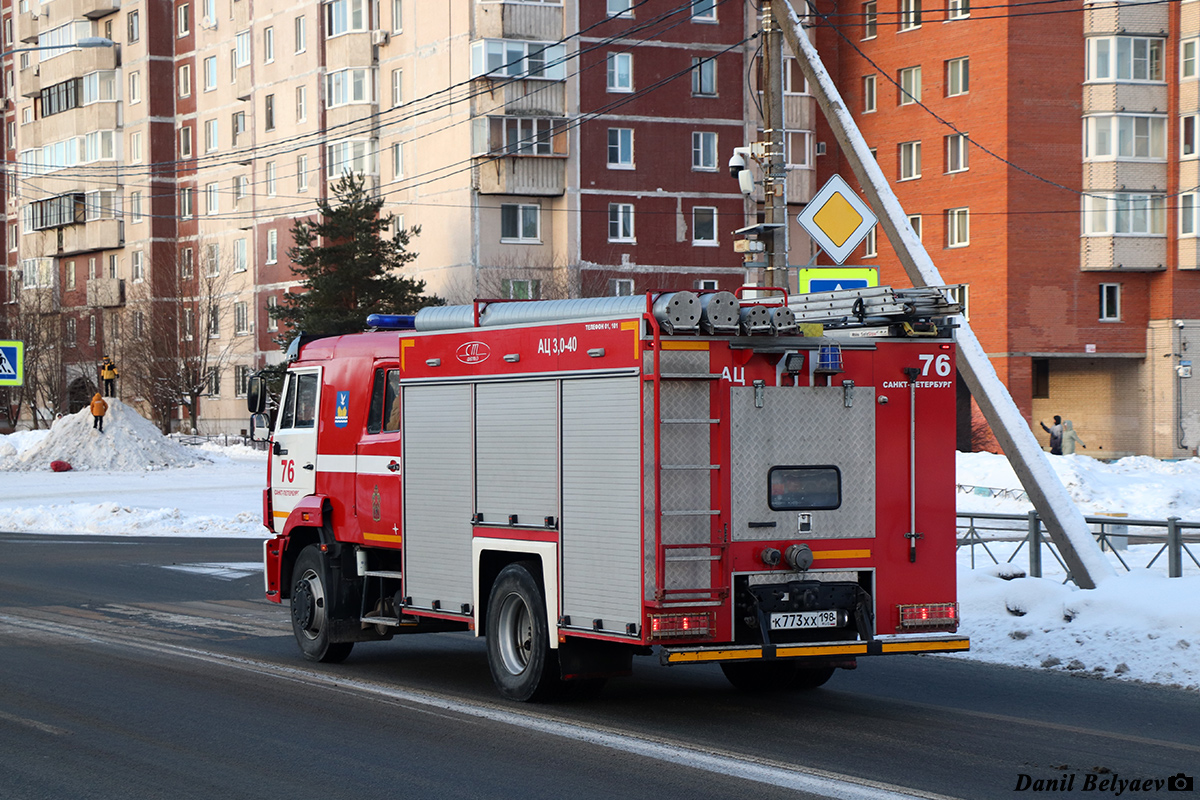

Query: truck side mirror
[250,413,271,443]
[247,376,267,414]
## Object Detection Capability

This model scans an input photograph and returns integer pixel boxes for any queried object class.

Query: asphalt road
[1,534,1197,800]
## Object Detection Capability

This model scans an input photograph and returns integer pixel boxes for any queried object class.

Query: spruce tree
[270,173,440,344]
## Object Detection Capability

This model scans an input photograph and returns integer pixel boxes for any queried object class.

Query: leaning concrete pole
[777,2,1114,588]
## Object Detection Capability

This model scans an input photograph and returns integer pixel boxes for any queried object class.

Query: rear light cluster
[897,602,959,631]
[649,612,712,639]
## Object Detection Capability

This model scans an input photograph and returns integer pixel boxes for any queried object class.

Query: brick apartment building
[813,0,1200,456]
[1,0,1194,453]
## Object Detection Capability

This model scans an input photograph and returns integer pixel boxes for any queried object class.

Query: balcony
[475,1,563,41]
[19,63,42,98]
[1080,235,1166,271]
[17,10,38,44]
[79,0,120,19]
[37,43,120,88]
[235,65,252,101]
[475,155,565,196]
[86,277,125,308]
[326,102,377,135]
[326,31,374,69]
[26,219,123,258]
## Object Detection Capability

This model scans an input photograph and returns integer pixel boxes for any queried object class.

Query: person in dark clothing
[1040,415,1063,455]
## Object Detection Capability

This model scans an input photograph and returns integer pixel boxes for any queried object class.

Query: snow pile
[954,567,1200,690]
[957,451,1200,520]
[0,399,212,472]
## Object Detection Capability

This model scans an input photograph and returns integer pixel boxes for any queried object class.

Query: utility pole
[761,0,788,288]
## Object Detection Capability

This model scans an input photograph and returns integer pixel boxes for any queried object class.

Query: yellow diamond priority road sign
[796,175,878,265]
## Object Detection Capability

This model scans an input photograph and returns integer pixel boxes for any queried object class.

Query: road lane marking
[0,709,70,736]
[0,612,958,800]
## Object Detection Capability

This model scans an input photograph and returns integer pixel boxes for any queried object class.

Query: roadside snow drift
[0,399,211,472]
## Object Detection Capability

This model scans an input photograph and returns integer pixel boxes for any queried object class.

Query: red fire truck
[248,287,969,701]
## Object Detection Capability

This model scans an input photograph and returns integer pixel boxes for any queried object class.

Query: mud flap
[558,638,634,681]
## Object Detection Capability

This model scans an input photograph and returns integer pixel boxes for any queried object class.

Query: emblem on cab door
[456,341,491,365]
[372,485,381,522]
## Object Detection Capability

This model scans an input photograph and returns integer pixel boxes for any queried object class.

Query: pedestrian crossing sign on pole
[796,175,878,265]
[0,340,24,386]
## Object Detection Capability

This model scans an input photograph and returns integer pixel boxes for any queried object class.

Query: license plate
[770,610,839,630]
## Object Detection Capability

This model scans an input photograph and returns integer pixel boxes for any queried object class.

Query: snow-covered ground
[2,404,1198,690]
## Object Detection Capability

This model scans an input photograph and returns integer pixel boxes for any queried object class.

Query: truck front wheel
[486,562,559,702]
[291,545,353,663]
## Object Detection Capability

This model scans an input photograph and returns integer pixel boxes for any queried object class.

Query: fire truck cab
[249,288,969,701]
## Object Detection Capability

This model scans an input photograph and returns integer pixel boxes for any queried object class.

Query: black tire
[720,660,835,692]
[290,545,354,664]
[486,562,560,702]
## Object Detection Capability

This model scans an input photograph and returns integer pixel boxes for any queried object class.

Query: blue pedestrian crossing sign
[0,340,24,386]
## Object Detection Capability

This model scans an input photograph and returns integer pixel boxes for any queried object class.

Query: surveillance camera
[737,169,755,196]
[1176,320,1186,329]
[728,151,746,179]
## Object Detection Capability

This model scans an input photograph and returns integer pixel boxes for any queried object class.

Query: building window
[609,278,635,296]
[692,206,717,245]
[392,69,402,107]
[608,128,634,168]
[908,214,922,241]
[266,162,277,196]
[608,203,635,242]
[89,315,97,345]
[691,57,716,96]
[235,238,247,272]
[946,57,969,96]
[264,27,274,63]
[181,247,194,279]
[203,56,217,90]
[862,1,876,39]
[393,0,403,31]
[127,10,140,42]
[392,142,403,177]
[232,111,246,146]
[235,30,251,66]
[500,203,540,242]
[130,132,143,164]
[205,243,220,276]
[1099,283,1121,321]
[326,139,377,178]
[946,133,969,172]
[899,0,921,31]
[863,74,876,113]
[235,301,249,334]
[899,66,921,104]
[692,0,716,21]
[204,119,218,152]
[183,307,194,340]
[326,69,372,108]
[863,225,877,257]
[782,57,808,94]
[607,0,633,18]
[296,85,307,122]
[1084,115,1167,160]
[899,140,921,180]
[178,64,192,97]
[131,250,144,281]
[692,131,717,170]
[1083,194,1167,235]
[1180,193,1197,236]
[205,182,219,214]
[946,208,969,247]
[607,52,632,92]
[130,192,142,222]
[297,154,309,191]
[206,366,221,395]
[235,365,251,397]
[470,39,568,81]
[1185,39,1198,79]
[66,261,76,291]
[786,130,811,167]
[128,71,140,104]
[295,15,306,53]
[178,4,190,36]
[501,279,540,300]
[267,296,278,331]
[132,310,144,339]
[1086,37,1164,82]
[327,0,368,36]
[947,0,969,19]
[66,317,77,346]
[267,229,279,263]
[1185,115,1199,158]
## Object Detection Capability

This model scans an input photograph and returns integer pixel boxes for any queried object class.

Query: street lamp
[0,36,115,58]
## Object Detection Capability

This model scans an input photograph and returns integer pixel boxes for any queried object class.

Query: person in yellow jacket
[90,392,108,433]
[100,356,119,397]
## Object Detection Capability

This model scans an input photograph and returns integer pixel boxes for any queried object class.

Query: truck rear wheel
[720,661,834,691]
[291,545,353,664]
[486,562,559,702]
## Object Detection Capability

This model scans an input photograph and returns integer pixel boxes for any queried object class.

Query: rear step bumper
[660,633,970,665]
